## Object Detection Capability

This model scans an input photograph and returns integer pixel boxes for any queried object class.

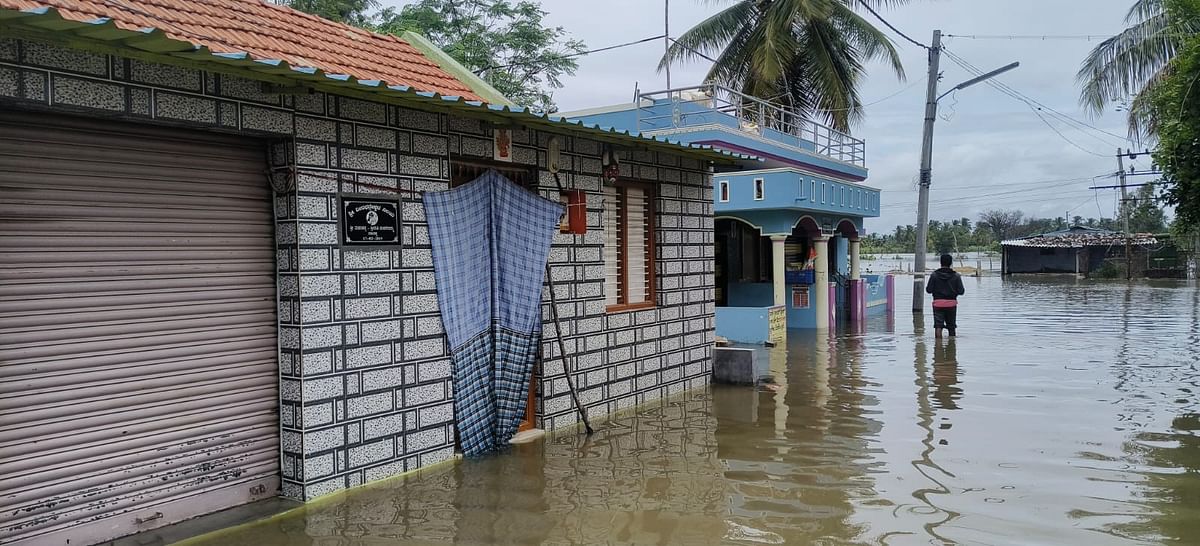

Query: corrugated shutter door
[0,112,280,546]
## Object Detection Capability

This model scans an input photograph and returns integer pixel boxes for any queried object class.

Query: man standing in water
[926,254,965,337]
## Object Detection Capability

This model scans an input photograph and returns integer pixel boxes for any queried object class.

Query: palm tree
[1076,0,1196,139]
[660,0,907,132]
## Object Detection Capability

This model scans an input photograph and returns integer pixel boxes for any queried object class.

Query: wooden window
[753,178,765,200]
[604,182,656,311]
[718,180,730,202]
[450,158,537,188]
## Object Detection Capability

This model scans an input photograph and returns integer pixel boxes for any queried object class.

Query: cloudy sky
[387,0,1158,233]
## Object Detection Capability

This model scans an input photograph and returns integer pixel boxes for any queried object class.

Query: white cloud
[385,0,1150,230]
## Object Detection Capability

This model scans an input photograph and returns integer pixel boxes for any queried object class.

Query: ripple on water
[189,278,1200,546]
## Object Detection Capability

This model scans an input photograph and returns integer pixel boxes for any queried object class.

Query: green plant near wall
[1093,262,1123,279]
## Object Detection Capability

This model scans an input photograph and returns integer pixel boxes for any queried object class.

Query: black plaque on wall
[342,198,400,245]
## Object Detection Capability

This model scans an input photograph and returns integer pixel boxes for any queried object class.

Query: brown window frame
[449,157,538,189]
[605,180,657,313]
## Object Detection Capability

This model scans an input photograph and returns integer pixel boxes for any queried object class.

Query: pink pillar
[885,274,895,313]
[848,279,867,322]
[828,283,837,328]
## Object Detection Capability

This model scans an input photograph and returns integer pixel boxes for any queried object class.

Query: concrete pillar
[849,238,861,280]
[770,235,788,307]
[813,235,830,330]
[849,238,863,322]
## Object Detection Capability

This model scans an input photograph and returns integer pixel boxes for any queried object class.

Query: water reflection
[193,277,1200,545]
[932,339,962,411]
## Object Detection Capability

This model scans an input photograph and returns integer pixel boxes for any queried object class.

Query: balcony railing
[636,84,866,167]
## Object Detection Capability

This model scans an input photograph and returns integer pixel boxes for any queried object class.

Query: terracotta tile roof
[0,0,482,100]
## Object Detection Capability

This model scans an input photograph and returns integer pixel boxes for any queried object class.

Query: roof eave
[0,6,759,166]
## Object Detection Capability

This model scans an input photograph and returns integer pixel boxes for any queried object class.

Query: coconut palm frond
[659,1,754,71]
[1127,64,1175,141]
[1077,10,1178,115]
[663,0,908,130]
[1125,0,1164,24]
[830,1,905,80]
[795,17,863,130]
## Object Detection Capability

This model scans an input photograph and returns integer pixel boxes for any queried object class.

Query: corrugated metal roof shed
[1001,226,1158,248]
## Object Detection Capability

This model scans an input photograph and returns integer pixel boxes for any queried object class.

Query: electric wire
[940,47,1133,147]
[855,0,929,49]
[476,34,667,73]
[945,34,1113,41]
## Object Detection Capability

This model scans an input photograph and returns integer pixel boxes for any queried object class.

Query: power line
[880,186,1105,209]
[668,37,719,64]
[945,33,1192,41]
[945,34,1111,41]
[475,34,666,73]
[855,0,928,50]
[887,174,1110,192]
[939,48,1128,155]
[940,47,1132,146]
[1030,108,1111,157]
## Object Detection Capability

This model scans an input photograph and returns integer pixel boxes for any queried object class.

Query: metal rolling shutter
[0,112,280,546]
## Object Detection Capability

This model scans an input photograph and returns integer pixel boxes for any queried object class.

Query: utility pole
[1117,148,1132,280]
[910,33,1018,313]
[912,29,942,313]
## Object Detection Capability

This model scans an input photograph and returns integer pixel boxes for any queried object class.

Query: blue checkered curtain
[424,170,563,456]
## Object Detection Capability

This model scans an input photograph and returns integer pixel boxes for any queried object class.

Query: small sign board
[792,285,809,309]
[767,305,786,343]
[342,198,399,245]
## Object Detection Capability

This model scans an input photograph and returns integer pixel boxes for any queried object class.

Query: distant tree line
[863,188,1168,255]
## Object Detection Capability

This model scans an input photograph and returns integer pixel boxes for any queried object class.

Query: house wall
[0,37,715,502]
[1004,247,1080,274]
[714,170,879,218]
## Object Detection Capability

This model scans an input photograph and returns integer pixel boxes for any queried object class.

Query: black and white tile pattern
[1,38,717,502]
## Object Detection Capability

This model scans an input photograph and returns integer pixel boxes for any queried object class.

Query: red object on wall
[564,190,587,234]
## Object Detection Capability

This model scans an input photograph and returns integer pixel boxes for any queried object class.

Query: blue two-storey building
[564,85,893,342]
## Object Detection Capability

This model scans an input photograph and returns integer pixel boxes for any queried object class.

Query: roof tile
[0,0,482,99]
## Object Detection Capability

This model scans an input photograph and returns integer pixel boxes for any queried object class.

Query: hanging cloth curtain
[423,170,564,456]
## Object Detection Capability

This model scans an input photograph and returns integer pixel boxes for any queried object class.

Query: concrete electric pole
[1117,148,1131,280]
[912,29,1019,313]
[912,30,942,313]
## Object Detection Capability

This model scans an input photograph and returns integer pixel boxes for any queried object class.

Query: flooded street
[193,276,1200,545]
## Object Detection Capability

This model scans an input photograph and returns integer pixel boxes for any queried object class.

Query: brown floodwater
[189,276,1200,545]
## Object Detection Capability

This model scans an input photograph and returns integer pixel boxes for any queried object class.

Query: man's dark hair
[940,254,953,267]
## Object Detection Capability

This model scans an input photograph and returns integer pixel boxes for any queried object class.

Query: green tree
[661,0,906,132]
[375,0,586,111]
[978,209,1024,243]
[1077,0,1197,137]
[1149,0,1200,227]
[279,0,377,26]
[1120,183,1170,232]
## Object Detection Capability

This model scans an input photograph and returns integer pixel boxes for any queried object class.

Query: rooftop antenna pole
[664,0,671,89]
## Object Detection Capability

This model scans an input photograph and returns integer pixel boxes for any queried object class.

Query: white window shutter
[603,186,620,306]
[625,187,648,304]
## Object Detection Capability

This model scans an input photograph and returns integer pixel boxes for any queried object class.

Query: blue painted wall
[715,170,880,219]
[716,307,775,344]
[727,282,774,307]
[785,283,818,329]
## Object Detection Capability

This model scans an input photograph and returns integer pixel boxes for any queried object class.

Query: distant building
[1000,226,1158,276]
[563,85,892,342]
